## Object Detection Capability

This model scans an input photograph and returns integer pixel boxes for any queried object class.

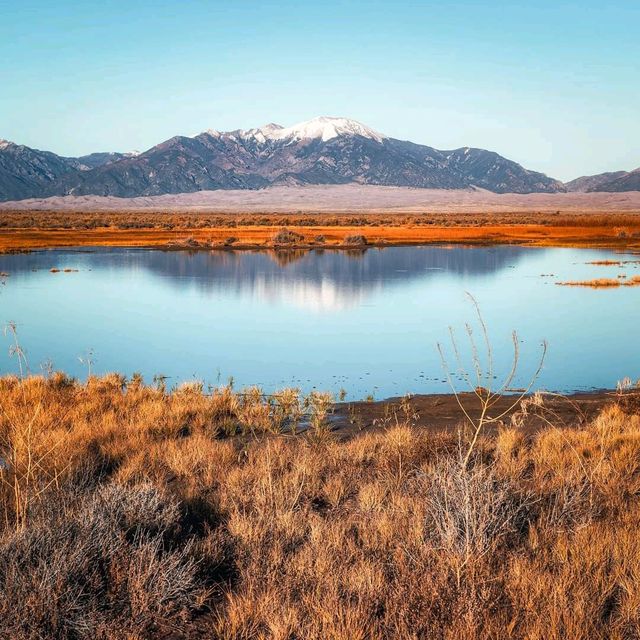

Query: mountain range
[0,117,637,202]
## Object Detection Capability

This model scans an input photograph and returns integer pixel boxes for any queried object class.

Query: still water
[0,245,638,399]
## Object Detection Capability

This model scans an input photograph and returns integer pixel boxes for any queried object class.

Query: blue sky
[1,0,638,180]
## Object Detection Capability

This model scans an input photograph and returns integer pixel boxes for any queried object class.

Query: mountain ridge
[0,116,621,201]
[564,169,640,193]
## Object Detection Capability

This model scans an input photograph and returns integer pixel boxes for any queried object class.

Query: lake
[0,245,639,399]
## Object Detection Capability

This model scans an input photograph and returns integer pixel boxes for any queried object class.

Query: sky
[1,0,638,181]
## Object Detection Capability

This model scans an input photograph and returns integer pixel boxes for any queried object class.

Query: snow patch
[199,117,386,143]
[271,117,387,142]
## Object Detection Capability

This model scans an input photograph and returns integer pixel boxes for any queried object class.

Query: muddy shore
[330,389,640,438]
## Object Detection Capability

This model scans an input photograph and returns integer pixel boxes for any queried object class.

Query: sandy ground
[2,184,640,213]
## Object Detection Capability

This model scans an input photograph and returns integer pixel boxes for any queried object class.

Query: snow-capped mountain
[206,116,387,144]
[0,117,568,201]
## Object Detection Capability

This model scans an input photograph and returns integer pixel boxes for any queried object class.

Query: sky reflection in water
[1,245,639,399]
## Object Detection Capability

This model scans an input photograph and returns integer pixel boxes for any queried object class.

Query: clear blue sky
[1,0,638,181]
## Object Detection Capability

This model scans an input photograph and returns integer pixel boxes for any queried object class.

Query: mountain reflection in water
[0,245,530,312]
[1,244,639,397]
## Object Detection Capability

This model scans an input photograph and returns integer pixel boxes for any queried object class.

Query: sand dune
[1,185,640,213]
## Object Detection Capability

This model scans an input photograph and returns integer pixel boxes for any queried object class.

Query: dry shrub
[0,482,207,640]
[271,228,304,245]
[342,234,368,246]
[421,456,530,571]
[3,210,640,232]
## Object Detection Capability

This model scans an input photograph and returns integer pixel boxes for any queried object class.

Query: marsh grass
[0,333,639,640]
[0,372,639,638]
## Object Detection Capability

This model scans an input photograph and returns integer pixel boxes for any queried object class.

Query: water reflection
[0,245,532,312]
[1,244,638,397]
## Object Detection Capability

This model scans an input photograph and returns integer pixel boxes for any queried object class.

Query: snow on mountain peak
[259,123,284,133]
[200,117,386,143]
[0,139,13,150]
[271,117,386,142]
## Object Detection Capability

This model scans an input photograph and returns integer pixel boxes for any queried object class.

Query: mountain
[565,168,640,192]
[67,151,140,170]
[0,117,566,201]
[0,140,140,201]
[595,168,640,192]
[565,171,630,192]
[0,139,78,201]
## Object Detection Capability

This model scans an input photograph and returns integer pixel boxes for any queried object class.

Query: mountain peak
[201,117,387,144]
[272,116,387,143]
[259,122,284,132]
[0,139,14,149]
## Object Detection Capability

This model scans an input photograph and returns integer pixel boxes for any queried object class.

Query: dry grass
[2,374,640,638]
[2,211,640,253]
[1,210,640,231]
[556,276,640,288]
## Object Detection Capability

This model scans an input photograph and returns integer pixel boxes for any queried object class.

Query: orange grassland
[2,215,640,252]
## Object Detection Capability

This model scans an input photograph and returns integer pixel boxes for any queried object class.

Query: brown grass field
[2,372,640,639]
[1,210,640,252]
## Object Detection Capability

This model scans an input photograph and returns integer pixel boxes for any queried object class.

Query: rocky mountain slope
[0,140,137,201]
[595,168,640,192]
[565,168,640,192]
[1,117,569,201]
[0,139,77,201]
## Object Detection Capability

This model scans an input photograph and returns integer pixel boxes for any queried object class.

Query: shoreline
[0,368,631,435]
[332,388,635,437]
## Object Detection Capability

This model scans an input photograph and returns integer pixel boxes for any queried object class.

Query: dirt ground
[331,389,640,438]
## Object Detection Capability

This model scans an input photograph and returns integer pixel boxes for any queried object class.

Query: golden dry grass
[2,211,640,252]
[556,276,640,288]
[2,374,640,638]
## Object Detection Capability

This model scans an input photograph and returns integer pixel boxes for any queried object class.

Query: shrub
[271,228,305,245]
[421,457,529,567]
[342,234,368,246]
[0,482,207,639]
